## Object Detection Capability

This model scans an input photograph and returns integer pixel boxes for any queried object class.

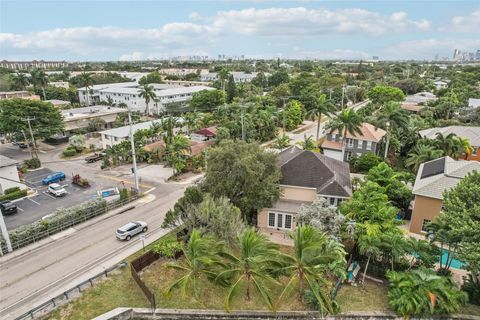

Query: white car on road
[47,183,67,197]
[116,221,148,241]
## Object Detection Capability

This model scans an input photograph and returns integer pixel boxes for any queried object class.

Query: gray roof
[413,156,480,199]
[419,126,480,147]
[468,98,480,108]
[278,146,352,198]
[100,118,184,138]
[0,155,20,168]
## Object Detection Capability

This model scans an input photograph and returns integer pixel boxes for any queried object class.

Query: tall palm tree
[216,228,281,312]
[455,136,473,159]
[165,229,225,299]
[358,235,381,286]
[79,72,93,106]
[276,226,346,314]
[306,94,334,143]
[164,134,190,174]
[139,84,157,116]
[406,144,443,172]
[434,133,458,157]
[327,109,363,160]
[34,70,48,100]
[11,73,30,90]
[375,102,409,158]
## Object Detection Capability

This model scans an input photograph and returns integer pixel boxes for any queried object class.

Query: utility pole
[23,117,38,159]
[21,130,33,159]
[341,85,346,110]
[127,106,140,192]
[384,122,390,160]
[281,98,287,133]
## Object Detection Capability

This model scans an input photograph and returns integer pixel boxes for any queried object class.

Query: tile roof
[413,156,480,199]
[278,146,352,197]
[321,139,343,150]
[401,103,423,113]
[329,122,386,142]
[194,126,217,137]
[419,126,480,147]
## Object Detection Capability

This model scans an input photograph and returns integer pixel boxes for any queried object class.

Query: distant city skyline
[0,1,479,61]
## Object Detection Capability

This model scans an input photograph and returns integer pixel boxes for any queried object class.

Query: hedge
[62,148,77,157]
[4,187,21,195]
[0,189,27,202]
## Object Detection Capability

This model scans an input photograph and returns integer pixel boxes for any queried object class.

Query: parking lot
[3,168,101,230]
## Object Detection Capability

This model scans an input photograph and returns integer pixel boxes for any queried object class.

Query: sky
[0,0,479,61]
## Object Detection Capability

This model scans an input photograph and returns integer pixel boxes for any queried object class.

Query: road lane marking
[42,192,57,200]
[16,207,24,212]
[27,198,41,205]
[145,187,156,194]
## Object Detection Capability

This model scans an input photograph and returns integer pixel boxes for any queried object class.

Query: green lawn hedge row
[0,189,28,202]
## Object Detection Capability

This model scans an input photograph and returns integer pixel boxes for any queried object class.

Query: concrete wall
[323,149,343,161]
[0,165,26,194]
[409,195,443,234]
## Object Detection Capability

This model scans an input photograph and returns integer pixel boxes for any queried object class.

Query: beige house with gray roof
[409,156,480,234]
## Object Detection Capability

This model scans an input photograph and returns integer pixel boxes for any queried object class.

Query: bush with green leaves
[386,268,467,317]
[62,147,77,157]
[462,273,480,305]
[24,157,41,169]
[0,189,27,202]
[4,187,20,195]
[152,237,183,258]
[350,152,381,173]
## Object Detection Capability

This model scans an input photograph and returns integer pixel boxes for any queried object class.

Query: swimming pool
[440,249,465,269]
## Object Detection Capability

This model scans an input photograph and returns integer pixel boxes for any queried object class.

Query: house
[404,92,437,105]
[419,126,480,161]
[468,98,480,109]
[200,72,265,83]
[143,139,214,156]
[409,157,480,234]
[434,80,448,90]
[321,123,386,162]
[49,81,69,89]
[0,155,26,194]
[190,127,217,141]
[0,91,40,101]
[99,118,184,149]
[257,146,352,244]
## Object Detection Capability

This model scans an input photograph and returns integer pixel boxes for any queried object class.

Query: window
[330,197,335,206]
[366,141,372,149]
[347,138,354,148]
[473,147,478,156]
[267,212,293,230]
[345,151,353,161]
[331,133,336,140]
[421,219,431,232]
[357,139,363,148]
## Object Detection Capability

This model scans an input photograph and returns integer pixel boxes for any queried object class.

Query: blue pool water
[440,249,465,269]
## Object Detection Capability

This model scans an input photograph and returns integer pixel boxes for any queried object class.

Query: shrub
[351,152,381,173]
[24,158,41,169]
[4,187,20,195]
[62,148,77,157]
[119,188,129,201]
[152,237,183,258]
[462,273,480,305]
[0,189,27,202]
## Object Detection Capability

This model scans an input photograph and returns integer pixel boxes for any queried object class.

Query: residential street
[0,183,186,319]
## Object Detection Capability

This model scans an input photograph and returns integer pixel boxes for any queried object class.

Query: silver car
[116,221,148,241]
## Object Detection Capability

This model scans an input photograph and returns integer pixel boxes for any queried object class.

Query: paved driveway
[4,168,100,230]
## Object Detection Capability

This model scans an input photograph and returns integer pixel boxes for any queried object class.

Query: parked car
[85,153,105,163]
[16,141,33,149]
[47,183,67,197]
[116,221,148,241]
[0,201,17,215]
[42,172,66,185]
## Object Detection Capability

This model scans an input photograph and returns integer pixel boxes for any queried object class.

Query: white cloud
[439,9,480,32]
[119,51,144,61]
[380,39,480,60]
[211,7,431,36]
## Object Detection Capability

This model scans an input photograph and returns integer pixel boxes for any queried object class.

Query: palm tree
[327,109,363,160]
[298,134,316,151]
[165,229,224,299]
[434,132,458,157]
[455,136,473,159]
[79,72,93,106]
[306,94,334,143]
[274,134,291,149]
[406,144,443,172]
[358,235,381,286]
[276,226,346,315]
[164,134,190,174]
[375,102,409,158]
[34,70,48,100]
[139,84,157,116]
[11,73,30,90]
[216,228,281,312]
[184,111,200,135]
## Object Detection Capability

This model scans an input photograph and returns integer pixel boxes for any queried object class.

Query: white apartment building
[161,68,209,77]
[78,82,213,114]
[49,81,69,89]
[200,72,264,83]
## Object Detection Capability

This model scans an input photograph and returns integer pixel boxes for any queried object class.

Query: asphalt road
[0,183,186,319]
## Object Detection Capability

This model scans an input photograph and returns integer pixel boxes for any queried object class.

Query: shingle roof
[278,146,352,197]
[0,155,20,168]
[419,126,480,147]
[413,156,480,199]
[329,122,386,142]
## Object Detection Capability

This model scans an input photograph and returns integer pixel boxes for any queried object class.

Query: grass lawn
[44,237,480,319]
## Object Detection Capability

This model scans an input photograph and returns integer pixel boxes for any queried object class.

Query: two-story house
[419,126,480,162]
[257,146,352,245]
[321,122,386,162]
[409,156,480,234]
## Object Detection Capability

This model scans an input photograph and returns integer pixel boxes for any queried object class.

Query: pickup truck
[85,153,105,163]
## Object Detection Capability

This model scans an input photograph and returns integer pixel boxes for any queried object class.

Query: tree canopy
[367,85,405,105]
[190,89,226,111]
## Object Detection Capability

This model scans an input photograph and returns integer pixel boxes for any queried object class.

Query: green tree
[277,226,346,315]
[10,73,30,90]
[202,140,281,223]
[166,229,225,299]
[217,228,281,311]
[273,134,291,149]
[268,70,289,87]
[33,70,49,100]
[162,186,204,229]
[327,109,363,159]
[87,118,106,132]
[386,268,467,317]
[367,85,405,105]
[139,71,163,85]
[406,144,443,172]
[139,84,157,115]
[298,135,316,151]
[306,94,334,142]
[350,152,381,173]
[68,134,86,152]
[358,235,381,285]
[78,72,93,106]
[226,74,236,103]
[297,198,345,237]
[190,89,226,111]
[0,99,64,141]
[283,100,305,131]
[164,134,190,174]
